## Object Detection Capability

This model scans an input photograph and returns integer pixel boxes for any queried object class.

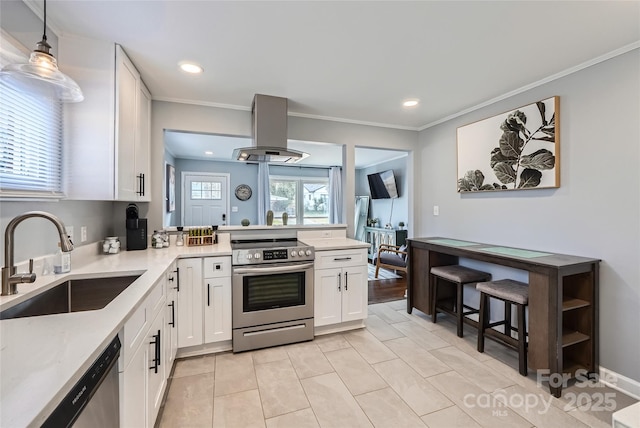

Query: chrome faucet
[2,211,74,295]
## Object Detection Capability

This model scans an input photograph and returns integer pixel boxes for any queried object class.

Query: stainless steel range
[231,237,314,352]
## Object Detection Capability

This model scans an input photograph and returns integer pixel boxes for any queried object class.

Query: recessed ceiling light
[205,151,213,155]
[403,99,419,107]
[179,62,203,74]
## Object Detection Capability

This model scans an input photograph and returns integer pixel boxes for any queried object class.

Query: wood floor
[368,273,407,304]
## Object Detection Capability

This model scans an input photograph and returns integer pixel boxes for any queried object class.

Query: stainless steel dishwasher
[42,336,121,427]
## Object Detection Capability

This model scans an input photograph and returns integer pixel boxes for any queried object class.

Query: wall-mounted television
[367,169,399,199]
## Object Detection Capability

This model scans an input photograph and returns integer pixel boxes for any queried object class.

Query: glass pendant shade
[0,8,83,103]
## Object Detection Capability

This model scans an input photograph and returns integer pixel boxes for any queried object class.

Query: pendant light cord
[42,0,48,42]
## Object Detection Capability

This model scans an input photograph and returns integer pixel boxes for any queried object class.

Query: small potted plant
[398,221,405,230]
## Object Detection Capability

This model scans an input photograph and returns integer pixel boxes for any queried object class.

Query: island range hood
[233,94,308,163]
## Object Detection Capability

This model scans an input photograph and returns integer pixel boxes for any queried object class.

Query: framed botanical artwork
[166,164,175,212]
[457,96,559,192]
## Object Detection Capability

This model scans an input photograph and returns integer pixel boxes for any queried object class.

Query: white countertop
[0,243,231,428]
[300,237,370,251]
[0,235,367,427]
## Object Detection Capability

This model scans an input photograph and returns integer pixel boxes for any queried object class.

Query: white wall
[416,49,640,382]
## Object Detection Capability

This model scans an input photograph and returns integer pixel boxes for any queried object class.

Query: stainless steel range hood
[233,94,308,163]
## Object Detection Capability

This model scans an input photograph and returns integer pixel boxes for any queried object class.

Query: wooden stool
[476,279,529,376]
[430,265,491,337]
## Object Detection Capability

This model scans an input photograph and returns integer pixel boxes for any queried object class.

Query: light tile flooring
[157,299,638,428]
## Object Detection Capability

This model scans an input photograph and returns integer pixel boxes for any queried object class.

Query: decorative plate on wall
[235,184,252,201]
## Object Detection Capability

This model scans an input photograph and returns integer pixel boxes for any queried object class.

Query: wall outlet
[433,205,439,216]
[232,206,238,212]
[80,226,87,242]
[66,226,74,241]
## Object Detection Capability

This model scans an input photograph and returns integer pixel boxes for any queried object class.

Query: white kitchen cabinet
[120,275,166,428]
[314,249,368,327]
[165,262,179,371]
[177,258,204,348]
[203,257,232,343]
[177,257,232,349]
[59,36,151,201]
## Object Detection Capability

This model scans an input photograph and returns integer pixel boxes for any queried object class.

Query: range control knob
[298,250,305,257]
[290,250,297,257]
[254,253,261,259]
[305,250,312,256]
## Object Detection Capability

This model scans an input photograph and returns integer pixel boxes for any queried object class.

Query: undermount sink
[0,275,141,320]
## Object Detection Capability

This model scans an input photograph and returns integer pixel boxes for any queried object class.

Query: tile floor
[157,299,638,428]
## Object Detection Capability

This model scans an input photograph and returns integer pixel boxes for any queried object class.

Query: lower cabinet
[120,274,167,428]
[177,257,231,348]
[165,262,179,372]
[314,249,368,327]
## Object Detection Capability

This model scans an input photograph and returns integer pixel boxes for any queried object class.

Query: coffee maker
[126,204,148,250]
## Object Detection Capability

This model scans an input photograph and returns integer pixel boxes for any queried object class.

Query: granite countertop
[0,242,231,428]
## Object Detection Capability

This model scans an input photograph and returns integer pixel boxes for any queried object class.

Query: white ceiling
[31,1,640,164]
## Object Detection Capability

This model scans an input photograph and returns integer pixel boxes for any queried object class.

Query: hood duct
[233,94,308,163]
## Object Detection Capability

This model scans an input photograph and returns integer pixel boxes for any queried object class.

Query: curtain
[328,166,343,224]
[257,162,270,225]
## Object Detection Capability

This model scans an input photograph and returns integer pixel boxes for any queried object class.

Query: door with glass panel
[182,173,229,226]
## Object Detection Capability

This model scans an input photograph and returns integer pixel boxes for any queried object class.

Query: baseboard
[600,366,640,400]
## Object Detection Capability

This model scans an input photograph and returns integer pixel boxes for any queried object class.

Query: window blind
[0,31,64,197]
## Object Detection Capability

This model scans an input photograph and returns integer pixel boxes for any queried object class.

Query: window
[269,176,329,225]
[0,32,64,197]
[190,181,221,200]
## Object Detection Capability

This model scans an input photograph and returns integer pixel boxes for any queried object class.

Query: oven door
[232,261,314,329]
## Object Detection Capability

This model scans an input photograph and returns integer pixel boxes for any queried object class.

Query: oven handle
[233,262,314,275]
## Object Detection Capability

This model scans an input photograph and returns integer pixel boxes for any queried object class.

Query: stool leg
[432,277,438,324]
[477,293,487,353]
[504,301,512,336]
[456,282,463,337]
[518,303,527,376]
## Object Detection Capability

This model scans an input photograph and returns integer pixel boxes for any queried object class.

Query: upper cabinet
[59,36,151,201]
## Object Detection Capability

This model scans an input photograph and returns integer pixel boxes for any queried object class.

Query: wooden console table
[407,237,600,397]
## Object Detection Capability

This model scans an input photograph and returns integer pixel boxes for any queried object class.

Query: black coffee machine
[126,204,148,250]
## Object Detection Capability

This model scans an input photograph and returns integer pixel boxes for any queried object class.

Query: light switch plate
[433,205,439,216]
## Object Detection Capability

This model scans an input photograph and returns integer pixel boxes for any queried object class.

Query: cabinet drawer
[203,257,231,278]
[120,278,164,371]
[315,249,367,269]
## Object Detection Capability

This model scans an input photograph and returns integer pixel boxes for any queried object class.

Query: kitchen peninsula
[407,237,600,397]
[0,224,368,427]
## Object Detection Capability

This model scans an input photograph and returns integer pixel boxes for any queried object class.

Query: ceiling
[25,1,639,165]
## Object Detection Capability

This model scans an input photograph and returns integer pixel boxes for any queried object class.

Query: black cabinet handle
[174,268,180,292]
[345,271,348,291]
[207,284,210,307]
[338,272,341,291]
[149,329,160,373]
[168,301,175,327]
[136,173,145,196]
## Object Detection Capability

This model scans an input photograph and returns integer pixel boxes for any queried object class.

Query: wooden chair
[374,244,407,278]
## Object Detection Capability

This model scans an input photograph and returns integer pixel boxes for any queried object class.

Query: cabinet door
[165,286,178,371]
[120,335,148,428]
[203,278,232,343]
[115,45,140,201]
[341,265,368,323]
[136,82,151,201]
[314,267,343,327]
[177,258,203,348]
[148,310,166,427]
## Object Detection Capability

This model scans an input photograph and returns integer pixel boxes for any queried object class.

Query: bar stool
[476,279,529,376]
[430,265,492,337]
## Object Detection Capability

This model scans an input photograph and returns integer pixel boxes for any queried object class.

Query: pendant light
[0,0,83,102]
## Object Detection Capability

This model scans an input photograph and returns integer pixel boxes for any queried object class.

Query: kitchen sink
[0,275,141,320]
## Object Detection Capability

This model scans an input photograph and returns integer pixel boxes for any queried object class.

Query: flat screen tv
[367,169,399,199]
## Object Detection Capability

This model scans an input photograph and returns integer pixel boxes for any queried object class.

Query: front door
[181,172,229,227]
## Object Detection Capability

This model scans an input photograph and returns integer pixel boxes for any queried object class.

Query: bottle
[54,242,71,274]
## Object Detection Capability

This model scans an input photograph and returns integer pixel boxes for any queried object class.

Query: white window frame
[270,175,329,225]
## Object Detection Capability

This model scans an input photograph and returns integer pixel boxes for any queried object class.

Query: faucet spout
[2,211,73,296]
